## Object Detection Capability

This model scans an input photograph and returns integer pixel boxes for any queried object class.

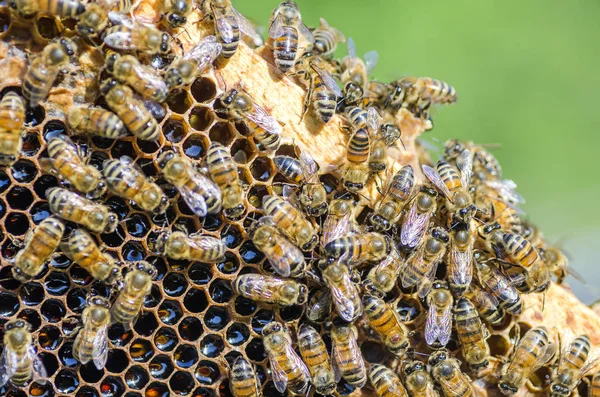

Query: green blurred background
[237,0,600,303]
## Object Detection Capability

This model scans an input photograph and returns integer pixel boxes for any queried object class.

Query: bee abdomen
[312,86,336,123]
[23,64,55,105]
[218,14,240,58]
[273,156,304,184]
[273,26,298,72]
[347,129,370,163]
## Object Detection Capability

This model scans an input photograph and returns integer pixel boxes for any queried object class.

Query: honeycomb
[0,2,599,397]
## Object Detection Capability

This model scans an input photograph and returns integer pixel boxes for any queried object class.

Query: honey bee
[379,116,405,149]
[229,356,260,397]
[162,0,191,28]
[206,142,245,220]
[100,79,161,142]
[0,91,25,166]
[464,287,505,326]
[447,226,475,296]
[475,256,522,315]
[103,156,168,214]
[105,52,168,102]
[46,187,118,234]
[402,360,439,397]
[233,273,308,306]
[0,319,47,388]
[590,371,600,397]
[498,326,557,395]
[156,151,222,217]
[472,184,523,235]
[249,216,306,278]
[443,139,501,181]
[362,294,410,357]
[96,0,136,13]
[306,289,331,323]
[319,259,362,322]
[540,246,570,285]
[76,4,108,41]
[72,296,111,369]
[400,186,438,249]
[342,108,380,191]
[478,222,541,273]
[11,216,64,282]
[111,261,156,328]
[103,12,170,54]
[369,135,389,173]
[341,37,379,106]
[393,77,457,116]
[366,248,403,295]
[331,318,367,388]
[422,149,476,225]
[217,88,282,152]
[311,17,345,57]
[200,0,262,59]
[23,38,77,105]
[369,165,415,231]
[321,194,355,249]
[165,36,222,90]
[425,281,453,347]
[60,229,121,284]
[10,0,85,18]
[298,324,336,395]
[262,321,310,395]
[154,231,226,263]
[454,297,490,369]
[428,349,474,397]
[39,135,106,199]
[262,194,318,251]
[274,151,327,217]
[364,80,404,109]
[67,106,128,139]
[550,334,600,397]
[400,227,449,298]
[369,364,408,397]
[323,232,390,267]
[268,1,313,73]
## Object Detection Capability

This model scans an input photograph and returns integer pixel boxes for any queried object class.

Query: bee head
[431,227,449,243]
[156,151,176,170]
[160,33,170,53]
[224,205,246,221]
[104,52,119,74]
[167,13,186,27]
[100,78,119,95]
[428,349,448,367]
[152,231,170,255]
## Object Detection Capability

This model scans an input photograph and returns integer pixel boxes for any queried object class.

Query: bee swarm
[0,1,598,397]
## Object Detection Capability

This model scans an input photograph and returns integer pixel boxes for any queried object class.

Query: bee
[498,326,557,395]
[156,151,222,217]
[422,149,476,225]
[162,0,192,28]
[262,322,310,395]
[217,88,282,152]
[319,259,362,322]
[268,1,313,73]
[249,216,306,278]
[164,36,222,90]
[369,135,389,173]
[550,334,600,397]
[23,38,77,105]
[447,226,475,296]
[39,135,106,199]
[540,246,570,285]
[11,216,64,282]
[103,12,170,54]
[402,360,439,397]
[67,106,128,139]
[369,364,408,397]
[263,195,318,251]
[111,261,156,328]
[495,231,540,271]
[323,232,390,267]
[393,77,457,116]
[306,289,331,323]
[0,319,47,388]
[100,79,161,142]
[341,37,379,106]
[454,297,490,369]
[428,349,474,397]
[72,296,111,369]
[103,156,168,214]
[311,17,345,57]
[206,142,245,220]
[400,186,438,249]
[200,0,262,59]
[321,195,355,249]
[10,0,85,18]
[46,187,118,234]
[590,371,600,397]
[0,91,25,166]
[105,52,168,103]
[444,139,502,181]
[400,227,449,298]
[60,229,121,284]
[425,281,453,347]
[273,151,327,217]
[366,248,403,295]
[229,356,260,397]
[369,165,415,231]
[76,4,108,41]
[331,318,367,388]
[472,183,523,234]
[379,115,405,148]
[504,259,550,294]
[362,294,410,357]
[475,256,522,315]
[233,273,308,306]
[154,231,226,263]
[298,324,336,395]
[464,287,505,326]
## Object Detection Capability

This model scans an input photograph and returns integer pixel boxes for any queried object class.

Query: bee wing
[425,303,452,347]
[28,345,48,384]
[525,342,557,378]
[134,62,168,94]
[188,236,226,263]
[485,267,520,304]
[576,349,600,382]
[400,204,430,248]
[232,7,263,45]
[103,30,135,50]
[212,6,235,44]
[0,346,17,387]
[422,165,453,200]
[457,149,474,187]
[366,107,381,133]
[246,105,283,136]
[364,50,379,75]
[328,273,360,322]
[331,343,343,382]
[299,151,318,181]
[346,37,357,59]
[484,179,525,205]
[268,13,284,39]
[322,211,352,249]
[265,237,299,278]
[178,184,208,217]
[183,36,222,70]
[418,262,439,299]
[312,64,343,98]
[107,11,134,27]
[298,21,314,44]
[451,246,473,287]
[92,325,109,370]
[267,350,289,394]
[285,343,310,394]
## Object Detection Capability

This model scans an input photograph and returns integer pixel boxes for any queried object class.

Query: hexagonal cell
[226,323,250,346]
[17,309,42,331]
[36,15,61,40]
[43,119,67,141]
[234,296,257,317]
[238,167,252,187]
[149,355,174,380]
[209,279,233,303]
[199,334,224,358]
[11,159,38,183]
[0,291,19,317]
[106,349,129,373]
[0,198,7,220]
[40,299,66,322]
[163,117,188,144]
[162,272,188,297]
[19,282,45,306]
[245,337,267,362]
[129,338,154,362]
[21,132,41,157]
[251,309,274,334]
[79,361,104,384]
[44,271,70,296]
[134,138,162,155]
[231,138,256,164]
[166,89,193,114]
[188,106,214,132]
[190,77,217,103]
[250,156,274,182]
[99,376,126,397]
[182,133,208,160]
[124,365,149,390]
[25,103,45,127]
[178,316,204,342]
[133,311,159,337]
[6,186,33,210]
[216,253,241,275]
[194,360,220,385]
[204,306,229,331]
[158,299,183,325]
[173,344,198,369]
[247,184,270,209]
[108,324,133,347]
[209,122,236,146]
[396,296,422,323]
[155,326,179,352]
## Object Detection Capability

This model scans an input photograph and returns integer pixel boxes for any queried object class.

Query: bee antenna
[398,136,407,151]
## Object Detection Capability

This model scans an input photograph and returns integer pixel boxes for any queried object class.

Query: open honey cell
[190,77,217,103]
[166,89,193,114]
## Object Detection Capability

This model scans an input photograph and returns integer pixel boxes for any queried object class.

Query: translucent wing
[485,179,525,205]
[327,272,360,322]
[213,6,235,44]
[441,371,474,396]
[178,184,208,217]
[424,305,439,346]
[307,290,331,322]
[251,276,285,301]
[364,50,379,75]
[527,342,557,377]
[265,236,302,278]
[481,264,519,304]
[425,303,452,347]
[103,30,135,50]
[576,350,600,382]
[346,37,357,59]
[400,203,430,248]
[268,13,284,39]
[422,165,452,200]
[312,64,343,97]
[28,345,48,384]
[246,104,282,136]
[268,351,288,394]
[299,151,318,181]
[0,347,16,387]
[232,7,263,45]
[92,325,109,370]
[298,21,314,44]
[183,36,222,70]
[188,236,226,262]
[451,246,473,287]
[418,261,440,299]
[322,209,353,248]
[285,343,310,394]
[457,149,473,187]
[133,63,168,96]
[192,172,222,214]
[331,343,342,382]
[366,107,381,133]
[143,100,166,121]
[107,11,134,27]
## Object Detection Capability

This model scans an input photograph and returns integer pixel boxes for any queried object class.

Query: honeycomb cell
[146,381,170,397]
[245,337,267,362]
[0,169,10,193]
[231,138,255,164]
[209,279,233,303]
[0,291,19,316]
[238,241,264,264]
[21,132,41,157]
[182,133,208,160]
[38,324,62,350]
[17,309,41,331]
[12,160,38,185]
[29,379,55,397]
[205,306,229,331]
[111,140,135,159]
[58,342,78,368]
[89,280,111,300]
[6,186,33,210]
[122,241,145,262]
[158,300,183,325]
[361,341,387,363]
[92,137,113,150]
[170,370,195,395]
[155,327,178,352]
[201,213,222,231]
[216,253,240,275]
[126,213,151,237]
[99,376,126,397]
[44,271,70,295]
[163,117,188,144]
[226,323,250,346]
[134,311,159,337]
[234,296,257,316]
[199,334,224,358]
[173,344,198,368]
[79,361,104,383]
[178,316,204,342]
[66,288,87,313]
[36,16,60,40]
[149,355,175,380]
[31,201,51,223]
[250,156,274,182]
[166,89,193,114]
[190,77,217,103]
[238,167,252,187]
[55,368,79,394]
[135,138,162,155]
[209,122,236,146]
[488,334,511,357]
[70,265,94,286]
[191,387,216,397]
[106,349,130,373]
[0,266,18,291]
[224,351,241,366]
[248,185,270,209]
[77,386,101,397]
[48,254,71,270]
[183,288,209,313]
[125,365,150,390]
[188,106,214,131]
[43,119,67,141]
[25,104,45,127]
[279,305,303,322]
[194,360,220,385]
[40,298,66,322]
[251,309,274,334]
[129,338,154,362]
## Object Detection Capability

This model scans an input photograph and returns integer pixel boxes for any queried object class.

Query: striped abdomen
[0,91,24,165]
[560,335,591,373]
[311,73,337,123]
[402,249,436,288]
[263,195,315,249]
[230,357,259,397]
[103,159,144,199]
[273,26,298,72]
[590,372,600,397]
[61,229,115,281]
[507,327,553,375]
[313,28,337,56]
[38,0,85,17]
[23,57,60,105]
[273,156,305,184]
[207,142,238,187]
[216,12,240,59]
[347,129,370,163]
[298,325,335,395]
[369,364,407,397]
[323,233,389,264]
[433,362,473,397]
[47,187,113,233]
[249,121,281,152]
[271,347,309,394]
[454,297,489,367]
[46,137,98,194]
[500,233,539,269]
[331,325,366,387]
[415,78,457,104]
[363,295,409,355]
[115,100,159,141]
[72,327,97,364]
[466,290,504,326]
[11,352,34,386]
[14,217,64,279]
[68,107,127,139]
[111,273,150,324]
[437,160,462,191]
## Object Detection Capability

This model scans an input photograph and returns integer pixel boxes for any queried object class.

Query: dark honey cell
[178,316,203,342]
[221,224,243,249]
[29,376,55,396]
[209,122,236,146]
[40,298,66,322]
[0,291,19,316]
[248,185,270,209]
[188,263,212,285]
[146,382,170,397]
[204,306,229,331]
[170,370,195,395]
[5,212,30,235]
[108,324,133,347]
[79,361,104,383]
[336,379,357,396]
[0,169,10,193]
[189,106,214,132]
[77,386,101,397]
[6,186,33,210]
[251,309,274,334]
[111,139,135,159]
[36,15,60,40]
[43,119,67,141]
[166,89,193,114]
[91,136,113,150]
[106,349,129,373]
[234,296,257,316]
[129,338,154,362]
[194,360,220,385]
[250,157,274,182]
[121,241,145,262]
[89,280,111,300]
[155,326,178,352]
[135,138,162,154]
[144,284,163,308]
[279,304,303,322]
[245,337,267,362]
[231,139,255,164]
[149,257,168,281]
[105,196,130,221]
[201,213,222,231]
[66,288,87,313]
[192,387,216,397]
[183,288,209,313]
[44,271,70,295]
[209,279,233,303]
[173,344,199,368]
[158,299,183,325]
[25,104,45,127]
[38,325,62,350]
[99,376,126,397]
[150,206,177,228]
[149,354,175,380]
[125,213,151,237]
[125,365,149,390]
[163,118,187,144]
[134,311,159,337]
[182,134,208,160]
[199,334,224,358]
[360,341,387,363]
[2,239,20,262]
[58,342,78,368]
[48,254,71,270]
[70,264,93,286]
[226,323,250,346]
[216,253,240,275]
[191,77,217,103]
[54,368,79,394]
[100,225,126,248]
[17,309,41,331]
[87,151,109,173]
[31,201,51,224]
[0,266,18,290]
[238,241,264,264]
[20,132,41,157]
[162,272,188,298]
[0,197,8,220]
